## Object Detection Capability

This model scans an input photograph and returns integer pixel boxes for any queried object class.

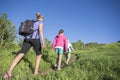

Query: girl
[52,29,68,70]
[66,39,75,65]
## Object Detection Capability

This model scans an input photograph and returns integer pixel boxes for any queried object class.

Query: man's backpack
[19,20,34,36]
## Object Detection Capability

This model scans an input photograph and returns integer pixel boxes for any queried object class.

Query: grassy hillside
[0,43,120,80]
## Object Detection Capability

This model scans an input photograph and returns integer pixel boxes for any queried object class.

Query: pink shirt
[52,34,68,51]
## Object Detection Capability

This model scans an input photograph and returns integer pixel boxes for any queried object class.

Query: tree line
[0,13,16,49]
[0,13,119,51]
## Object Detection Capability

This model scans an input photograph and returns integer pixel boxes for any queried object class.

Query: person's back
[52,34,67,50]
[52,29,68,70]
[68,41,73,52]
[26,20,43,39]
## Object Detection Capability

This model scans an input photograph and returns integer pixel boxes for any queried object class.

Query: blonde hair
[36,12,43,20]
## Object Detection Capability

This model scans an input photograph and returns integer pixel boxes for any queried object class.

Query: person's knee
[18,53,25,57]
[36,54,42,58]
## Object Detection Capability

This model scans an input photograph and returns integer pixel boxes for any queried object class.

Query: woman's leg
[34,54,42,75]
[7,53,25,75]
[3,39,31,78]
[30,39,42,75]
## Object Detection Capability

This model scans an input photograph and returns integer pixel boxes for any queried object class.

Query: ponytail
[36,12,43,19]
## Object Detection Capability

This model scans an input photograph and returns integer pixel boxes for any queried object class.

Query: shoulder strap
[32,20,41,39]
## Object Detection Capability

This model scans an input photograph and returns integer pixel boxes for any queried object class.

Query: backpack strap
[29,20,41,39]
[34,20,42,39]
[29,29,38,38]
[34,29,39,39]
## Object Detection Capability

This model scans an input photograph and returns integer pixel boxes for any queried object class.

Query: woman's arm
[39,23,45,49]
[52,37,57,51]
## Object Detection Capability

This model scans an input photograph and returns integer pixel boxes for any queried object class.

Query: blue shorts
[55,48,63,54]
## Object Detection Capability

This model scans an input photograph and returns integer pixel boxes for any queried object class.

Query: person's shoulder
[55,35,58,38]
[63,35,67,39]
[70,43,72,46]
[62,36,67,41]
[36,20,44,24]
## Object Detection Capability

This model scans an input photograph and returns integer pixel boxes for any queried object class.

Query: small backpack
[19,20,34,36]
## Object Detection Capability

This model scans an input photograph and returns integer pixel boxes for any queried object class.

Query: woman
[3,12,45,79]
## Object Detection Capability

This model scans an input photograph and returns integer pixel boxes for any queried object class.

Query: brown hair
[59,29,64,34]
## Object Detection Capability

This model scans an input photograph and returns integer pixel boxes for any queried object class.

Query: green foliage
[0,42,120,80]
[117,41,120,43]
[72,40,84,50]
[85,42,98,48]
[0,13,16,48]
[44,38,52,50]
[1,13,120,80]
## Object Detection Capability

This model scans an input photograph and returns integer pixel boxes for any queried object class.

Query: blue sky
[0,0,120,44]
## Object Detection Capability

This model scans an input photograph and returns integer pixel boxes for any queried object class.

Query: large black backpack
[19,20,34,36]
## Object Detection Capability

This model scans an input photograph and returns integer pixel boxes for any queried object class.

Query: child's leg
[66,52,68,61]
[55,55,59,67]
[55,48,59,67]
[34,54,42,75]
[57,54,62,69]
[7,53,25,75]
[66,52,71,64]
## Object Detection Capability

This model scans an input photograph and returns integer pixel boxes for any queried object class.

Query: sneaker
[66,62,69,66]
[57,67,61,70]
[2,73,11,80]
[54,64,57,68]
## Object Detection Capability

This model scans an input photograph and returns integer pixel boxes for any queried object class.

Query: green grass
[0,43,120,80]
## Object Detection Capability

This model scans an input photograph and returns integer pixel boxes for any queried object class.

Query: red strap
[6,73,10,78]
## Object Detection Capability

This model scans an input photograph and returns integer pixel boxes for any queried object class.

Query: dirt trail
[39,54,80,76]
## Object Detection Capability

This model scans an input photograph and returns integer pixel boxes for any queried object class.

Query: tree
[72,40,84,50]
[85,42,98,48]
[44,38,51,50]
[0,13,16,48]
[118,41,120,43]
